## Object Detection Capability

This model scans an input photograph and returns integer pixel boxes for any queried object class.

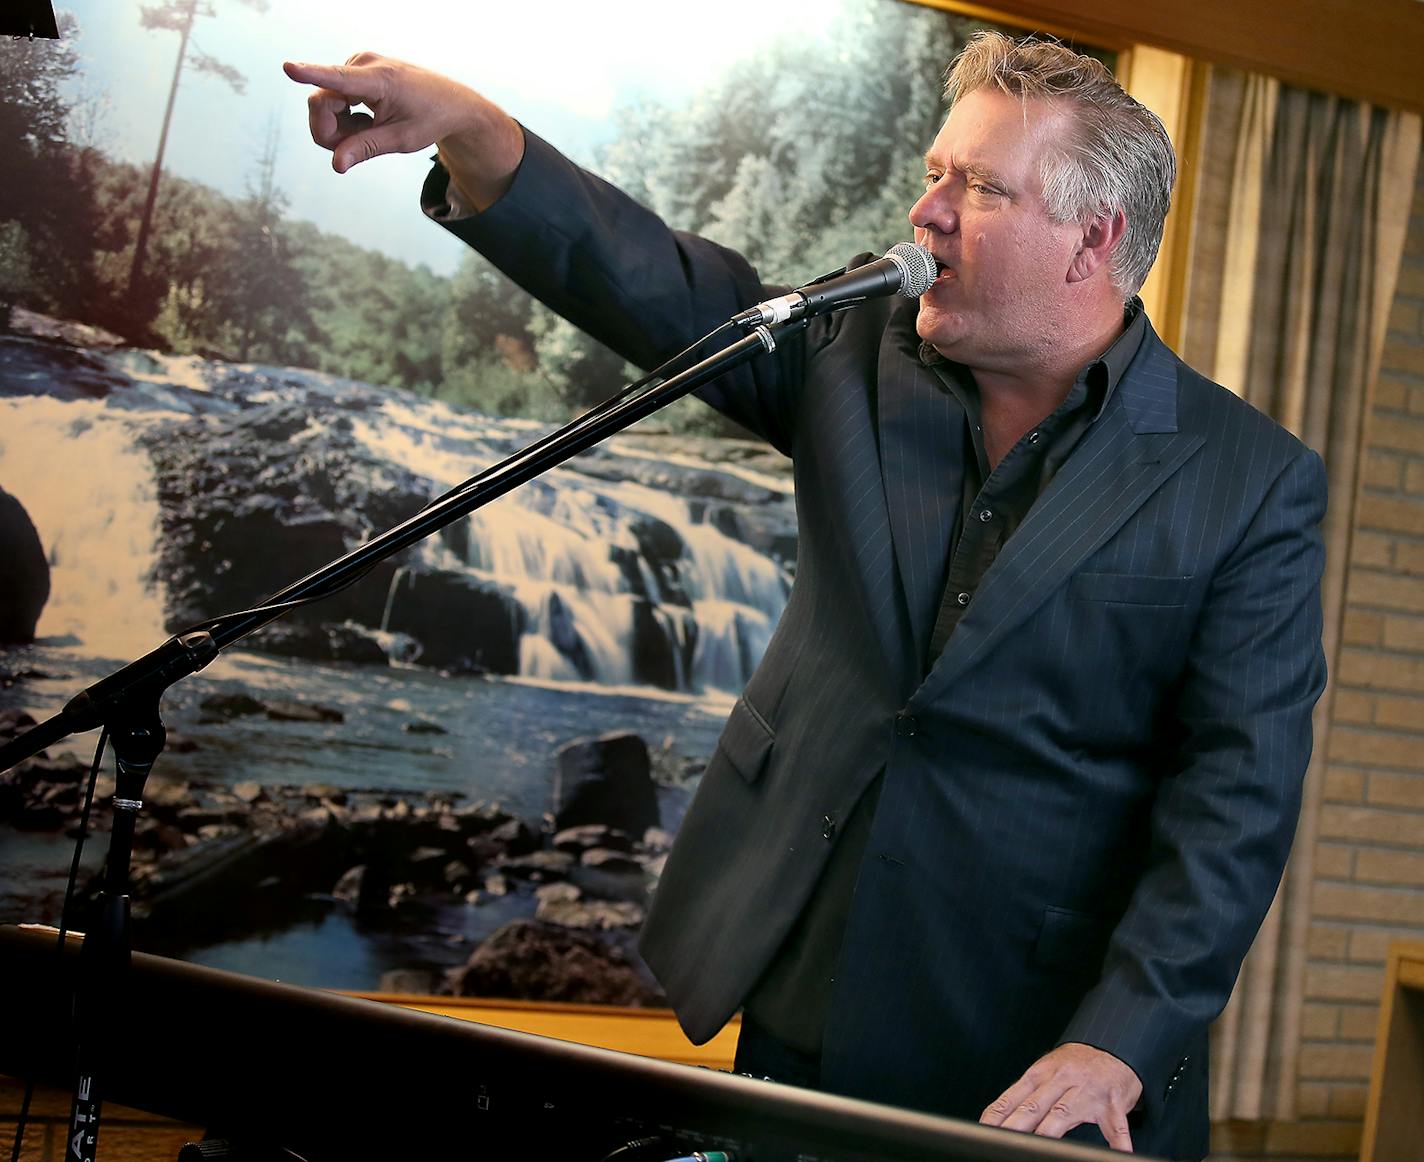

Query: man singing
[287,32,1326,1158]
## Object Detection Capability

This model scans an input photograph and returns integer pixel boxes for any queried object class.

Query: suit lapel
[916,330,1204,700]
[876,307,965,661]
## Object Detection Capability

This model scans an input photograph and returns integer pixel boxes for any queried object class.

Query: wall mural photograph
[0,0,1025,1000]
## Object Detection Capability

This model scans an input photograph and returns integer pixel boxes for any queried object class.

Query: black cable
[9,726,109,1162]
[186,596,312,637]
[596,1138,669,1162]
[59,725,107,937]
[596,1137,734,1162]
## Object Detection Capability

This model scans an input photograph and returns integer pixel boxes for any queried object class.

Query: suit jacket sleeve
[1057,442,1328,1110]
[420,127,818,456]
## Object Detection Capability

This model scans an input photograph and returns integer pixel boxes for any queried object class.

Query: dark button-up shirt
[923,303,1147,660]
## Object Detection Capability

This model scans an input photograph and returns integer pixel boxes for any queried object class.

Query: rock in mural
[0,487,49,644]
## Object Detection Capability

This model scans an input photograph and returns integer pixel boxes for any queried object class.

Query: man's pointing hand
[284,53,523,209]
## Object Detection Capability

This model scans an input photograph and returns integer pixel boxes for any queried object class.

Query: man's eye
[924,172,942,188]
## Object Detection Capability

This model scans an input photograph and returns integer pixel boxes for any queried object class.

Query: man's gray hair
[944,31,1177,299]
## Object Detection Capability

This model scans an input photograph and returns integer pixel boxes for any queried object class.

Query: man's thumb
[333,122,394,173]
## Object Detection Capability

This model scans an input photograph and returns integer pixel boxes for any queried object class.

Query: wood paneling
[1361,941,1424,1162]
[913,0,1424,113]
[347,991,742,1070]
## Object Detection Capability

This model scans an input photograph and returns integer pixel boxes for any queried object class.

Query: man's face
[910,88,1087,370]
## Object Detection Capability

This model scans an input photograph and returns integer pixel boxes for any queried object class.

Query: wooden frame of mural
[924,0,1424,115]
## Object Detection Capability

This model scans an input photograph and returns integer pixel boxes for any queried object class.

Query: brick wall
[1271,158,1424,1159]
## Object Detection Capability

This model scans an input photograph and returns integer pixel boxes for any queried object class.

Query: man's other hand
[980,1041,1142,1151]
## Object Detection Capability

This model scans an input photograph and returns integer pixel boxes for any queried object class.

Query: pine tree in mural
[0,15,86,328]
[127,0,269,313]
[219,123,314,363]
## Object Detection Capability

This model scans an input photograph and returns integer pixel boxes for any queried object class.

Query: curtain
[1176,70,1421,1122]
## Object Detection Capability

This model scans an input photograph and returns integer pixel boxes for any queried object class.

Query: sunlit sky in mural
[56,0,849,274]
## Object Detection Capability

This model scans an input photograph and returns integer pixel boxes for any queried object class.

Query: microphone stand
[0,314,803,1161]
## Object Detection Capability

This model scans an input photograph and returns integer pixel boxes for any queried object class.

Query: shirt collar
[918,297,1148,423]
[1090,297,1147,417]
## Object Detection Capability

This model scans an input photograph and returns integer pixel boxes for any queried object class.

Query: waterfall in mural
[0,396,168,658]
[0,335,794,694]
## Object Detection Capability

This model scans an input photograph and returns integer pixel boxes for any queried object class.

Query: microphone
[732,242,936,328]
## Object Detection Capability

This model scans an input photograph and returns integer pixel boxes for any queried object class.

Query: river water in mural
[0,321,795,990]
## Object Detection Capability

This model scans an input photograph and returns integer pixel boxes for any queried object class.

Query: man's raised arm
[283,54,523,212]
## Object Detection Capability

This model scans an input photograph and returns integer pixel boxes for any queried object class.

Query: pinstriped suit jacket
[429,132,1328,1160]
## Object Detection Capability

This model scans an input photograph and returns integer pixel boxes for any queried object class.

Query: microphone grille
[885,241,937,298]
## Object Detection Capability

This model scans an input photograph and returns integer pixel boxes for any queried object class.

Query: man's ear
[1067,208,1127,283]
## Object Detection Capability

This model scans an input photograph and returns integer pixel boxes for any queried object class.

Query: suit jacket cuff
[1056,991,1189,1119]
[420,122,537,225]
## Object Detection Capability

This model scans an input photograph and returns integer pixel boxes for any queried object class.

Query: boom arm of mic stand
[4,313,795,1162]
[0,318,797,773]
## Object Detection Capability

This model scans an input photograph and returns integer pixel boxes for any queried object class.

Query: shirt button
[956,591,971,606]
[822,814,836,840]
[1028,431,1042,444]
[978,509,993,523]
[894,712,918,737]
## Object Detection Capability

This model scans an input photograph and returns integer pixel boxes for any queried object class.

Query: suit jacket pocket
[1071,572,1195,606]
[1033,905,1112,977]
[716,696,776,786]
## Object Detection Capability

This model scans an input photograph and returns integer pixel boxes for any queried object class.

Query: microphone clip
[729,242,935,331]
[731,294,807,329]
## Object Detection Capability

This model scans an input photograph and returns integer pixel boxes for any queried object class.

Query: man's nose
[909,185,957,236]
